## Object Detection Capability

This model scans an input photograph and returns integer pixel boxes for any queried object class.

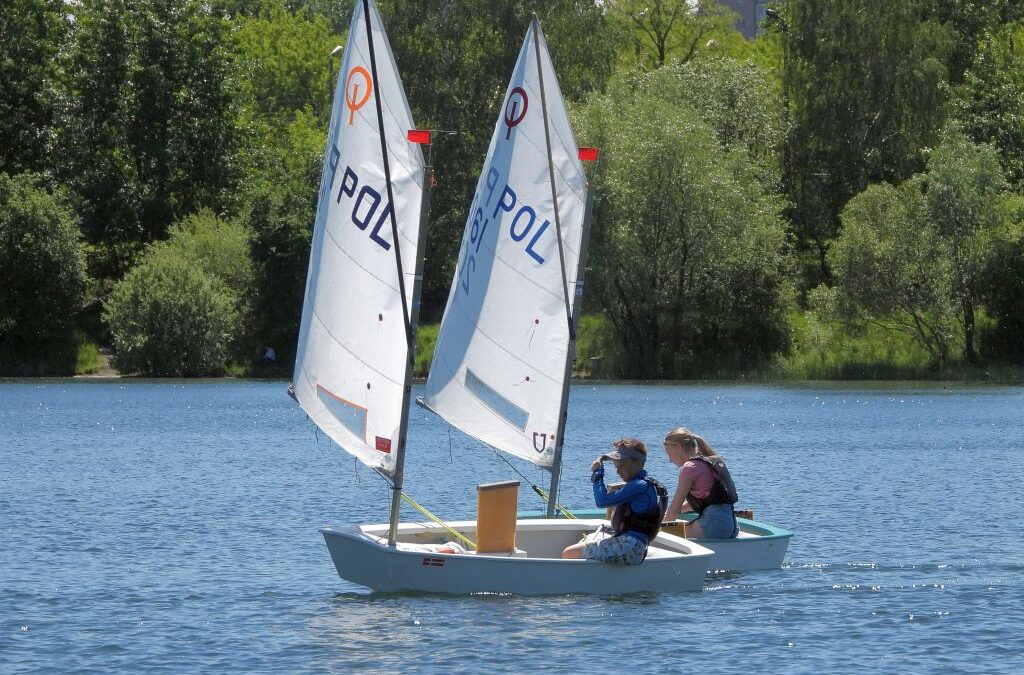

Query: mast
[360,0,423,546]
[530,16,578,516]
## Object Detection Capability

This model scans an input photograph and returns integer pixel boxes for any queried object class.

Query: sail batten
[421,20,586,469]
[292,0,424,474]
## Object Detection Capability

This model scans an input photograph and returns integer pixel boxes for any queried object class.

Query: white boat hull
[321,519,713,594]
[697,519,791,573]
[519,510,793,573]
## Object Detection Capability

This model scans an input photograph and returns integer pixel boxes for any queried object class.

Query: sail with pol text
[420,19,587,469]
[292,0,424,474]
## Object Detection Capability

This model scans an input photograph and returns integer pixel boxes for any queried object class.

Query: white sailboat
[302,5,711,594]
[413,14,791,575]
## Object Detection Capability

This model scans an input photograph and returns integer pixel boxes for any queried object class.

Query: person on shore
[662,427,739,539]
[561,438,668,565]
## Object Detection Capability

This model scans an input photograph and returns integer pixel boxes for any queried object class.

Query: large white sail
[293,0,424,474]
[421,21,587,468]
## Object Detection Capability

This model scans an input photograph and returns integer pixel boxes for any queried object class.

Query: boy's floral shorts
[581,529,647,566]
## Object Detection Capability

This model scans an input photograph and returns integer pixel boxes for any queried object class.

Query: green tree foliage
[104,212,251,375]
[160,210,254,301]
[953,23,1024,187]
[58,0,240,279]
[924,124,1008,362]
[0,0,65,175]
[825,180,956,364]
[0,173,88,374]
[978,198,1024,361]
[576,73,791,378]
[824,124,1009,366]
[234,4,338,125]
[641,56,783,181]
[778,0,952,286]
[243,111,324,366]
[929,0,1024,84]
[606,0,739,70]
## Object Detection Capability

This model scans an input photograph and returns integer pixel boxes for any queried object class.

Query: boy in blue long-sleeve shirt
[561,438,667,565]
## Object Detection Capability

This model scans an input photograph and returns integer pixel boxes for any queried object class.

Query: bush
[105,253,236,376]
[0,172,87,374]
[103,210,254,376]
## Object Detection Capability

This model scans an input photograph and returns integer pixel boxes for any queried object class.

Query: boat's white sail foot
[292,0,424,489]
[421,17,589,479]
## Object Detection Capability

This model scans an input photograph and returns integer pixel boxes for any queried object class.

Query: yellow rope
[400,492,477,550]
[531,485,577,519]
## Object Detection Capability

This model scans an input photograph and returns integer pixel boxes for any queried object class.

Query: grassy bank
[39,313,1022,383]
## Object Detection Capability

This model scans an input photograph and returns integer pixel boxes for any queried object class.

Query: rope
[488,448,577,519]
[531,484,577,519]
[400,492,477,550]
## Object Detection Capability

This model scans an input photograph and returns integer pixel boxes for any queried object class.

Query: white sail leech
[421,21,587,468]
[292,0,424,474]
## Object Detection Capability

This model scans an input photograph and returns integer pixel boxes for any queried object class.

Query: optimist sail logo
[345,66,373,125]
[503,87,528,139]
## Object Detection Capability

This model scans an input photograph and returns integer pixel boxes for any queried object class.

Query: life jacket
[611,476,669,541]
[686,455,739,515]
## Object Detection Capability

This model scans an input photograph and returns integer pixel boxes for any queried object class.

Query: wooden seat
[476,480,519,553]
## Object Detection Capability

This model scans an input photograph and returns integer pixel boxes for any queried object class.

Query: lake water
[2,380,1022,673]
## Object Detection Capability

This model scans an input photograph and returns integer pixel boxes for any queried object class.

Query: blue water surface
[2,380,1022,673]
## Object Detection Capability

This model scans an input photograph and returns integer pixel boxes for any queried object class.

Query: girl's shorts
[694,503,739,539]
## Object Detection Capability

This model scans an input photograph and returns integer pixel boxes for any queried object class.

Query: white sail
[293,0,424,474]
[421,21,587,468]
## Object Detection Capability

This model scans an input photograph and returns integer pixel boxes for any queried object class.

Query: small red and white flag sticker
[407,129,431,144]
[578,147,599,161]
[375,436,392,453]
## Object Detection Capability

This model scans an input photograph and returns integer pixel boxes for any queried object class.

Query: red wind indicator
[407,129,431,144]
[578,147,599,162]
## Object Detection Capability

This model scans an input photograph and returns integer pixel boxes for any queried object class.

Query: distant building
[719,0,773,40]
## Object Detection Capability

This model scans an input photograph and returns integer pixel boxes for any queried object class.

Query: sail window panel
[464,368,529,431]
[317,385,368,441]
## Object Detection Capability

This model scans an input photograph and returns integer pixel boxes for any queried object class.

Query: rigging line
[487,445,575,519]
[371,468,477,550]
[362,0,414,360]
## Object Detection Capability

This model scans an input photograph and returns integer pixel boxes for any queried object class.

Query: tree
[607,0,738,69]
[0,0,66,175]
[778,0,953,287]
[243,112,324,366]
[824,125,1009,366]
[234,3,338,125]
[978,198,1024,361]
[575,76,791,378]
[924,124,1008,363]
[0,173,88,374]
[953,23,1024,187]
[58,0,240,279]
[641,55,783,182]
[825,180,955,364]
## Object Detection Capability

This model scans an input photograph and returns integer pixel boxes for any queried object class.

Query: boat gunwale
[320,518,716,562]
